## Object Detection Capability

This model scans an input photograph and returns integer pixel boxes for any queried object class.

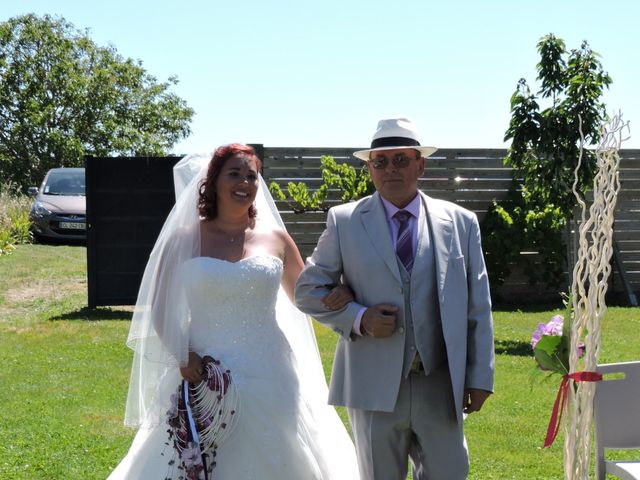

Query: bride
[108,144,360,479]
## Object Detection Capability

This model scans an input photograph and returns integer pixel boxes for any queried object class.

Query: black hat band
[370,136,421,149]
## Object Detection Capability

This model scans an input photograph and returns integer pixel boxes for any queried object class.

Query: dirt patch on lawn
[6,277,85,302]
[0,277,86,321]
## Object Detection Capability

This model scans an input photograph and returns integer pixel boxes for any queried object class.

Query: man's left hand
[462,388,491,414]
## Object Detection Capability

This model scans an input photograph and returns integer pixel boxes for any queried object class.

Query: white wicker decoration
[563,113,629,479]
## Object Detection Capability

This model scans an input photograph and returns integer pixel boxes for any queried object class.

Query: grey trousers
[347,366,469,480]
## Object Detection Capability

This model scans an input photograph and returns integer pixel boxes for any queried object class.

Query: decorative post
[563,113,629,479]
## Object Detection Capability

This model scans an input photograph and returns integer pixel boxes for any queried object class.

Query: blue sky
[3,0,638,153]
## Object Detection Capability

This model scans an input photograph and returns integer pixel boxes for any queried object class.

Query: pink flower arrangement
[531,314,584,375]
[531,315,564,348]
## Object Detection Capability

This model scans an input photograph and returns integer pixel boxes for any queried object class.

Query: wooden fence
[261,147,640,304]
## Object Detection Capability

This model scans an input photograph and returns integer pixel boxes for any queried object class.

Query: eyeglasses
[368,153,418,170]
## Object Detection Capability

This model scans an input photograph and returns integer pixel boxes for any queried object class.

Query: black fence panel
[86,156,181,307]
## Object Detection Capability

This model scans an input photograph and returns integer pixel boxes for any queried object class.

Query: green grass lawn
[1,244,638,479]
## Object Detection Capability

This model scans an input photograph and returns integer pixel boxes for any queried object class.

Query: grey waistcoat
[399,204,447,378]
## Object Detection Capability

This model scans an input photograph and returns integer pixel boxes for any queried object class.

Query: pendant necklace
[226,231,243,243]
[212,216,253,245]
[214,222,248,244]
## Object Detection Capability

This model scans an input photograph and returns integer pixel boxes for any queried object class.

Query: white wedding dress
[109,254,358,479]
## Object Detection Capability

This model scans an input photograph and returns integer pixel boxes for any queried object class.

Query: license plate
[59,221,86,230]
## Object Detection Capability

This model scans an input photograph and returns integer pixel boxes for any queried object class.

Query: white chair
[594,361,640,480]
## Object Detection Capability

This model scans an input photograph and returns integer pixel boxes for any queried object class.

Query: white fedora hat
[353,118,437,161]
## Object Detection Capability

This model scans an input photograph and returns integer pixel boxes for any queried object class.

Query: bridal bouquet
[166,355,239,479]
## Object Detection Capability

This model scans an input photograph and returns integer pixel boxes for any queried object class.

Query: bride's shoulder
[251,222,294,250]
[253,218,285,236]
[175,223,199,240]
[161,224,199,250]
[251,223,287,244]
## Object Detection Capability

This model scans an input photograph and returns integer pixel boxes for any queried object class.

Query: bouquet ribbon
[544,371,603,448]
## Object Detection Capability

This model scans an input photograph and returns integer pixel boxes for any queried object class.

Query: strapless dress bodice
[181,254,292,375]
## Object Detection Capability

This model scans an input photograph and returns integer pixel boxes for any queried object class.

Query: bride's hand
[180,351,204,384]
[322,284,354,311]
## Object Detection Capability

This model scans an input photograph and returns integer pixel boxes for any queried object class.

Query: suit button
[398,327,405,334]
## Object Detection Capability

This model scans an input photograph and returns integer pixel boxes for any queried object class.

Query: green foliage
[0,182,32,255]
[319,155,373,202]
[269,155,373,212]
[483,191,566,289]
[269,180,329,211]
[483,34,612,288]
[533,334,567,373]
[0,230,14,255]
[0,14,194,190]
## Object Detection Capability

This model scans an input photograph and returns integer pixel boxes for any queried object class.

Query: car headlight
[31,201,52,217]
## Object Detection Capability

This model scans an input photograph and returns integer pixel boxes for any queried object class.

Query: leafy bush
[0,183,33,255]
[483,190,566,290]
[269,155,373,212]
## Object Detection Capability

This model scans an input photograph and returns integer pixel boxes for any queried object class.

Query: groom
[295,118,495,479]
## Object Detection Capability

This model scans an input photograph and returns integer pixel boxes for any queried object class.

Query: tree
[505,34,612,216]
[0,14,194,189]
[482,34,612,292]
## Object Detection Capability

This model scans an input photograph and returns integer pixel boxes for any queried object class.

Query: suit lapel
[420,192,453,294]
[360,192,402,283]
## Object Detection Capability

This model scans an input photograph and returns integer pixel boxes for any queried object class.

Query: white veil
[123,152,358,477]
[124,153,204,426]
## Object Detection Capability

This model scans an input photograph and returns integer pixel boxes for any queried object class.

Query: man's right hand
[361,304,398,338]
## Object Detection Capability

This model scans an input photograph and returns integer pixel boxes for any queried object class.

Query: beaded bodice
[182,254,292,378]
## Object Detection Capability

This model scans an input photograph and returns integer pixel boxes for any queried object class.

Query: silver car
[29,168,86,241]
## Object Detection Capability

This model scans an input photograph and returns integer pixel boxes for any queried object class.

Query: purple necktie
[394,210,413,273]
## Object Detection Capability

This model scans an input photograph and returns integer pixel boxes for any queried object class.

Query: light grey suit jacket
[294,191,494,423]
